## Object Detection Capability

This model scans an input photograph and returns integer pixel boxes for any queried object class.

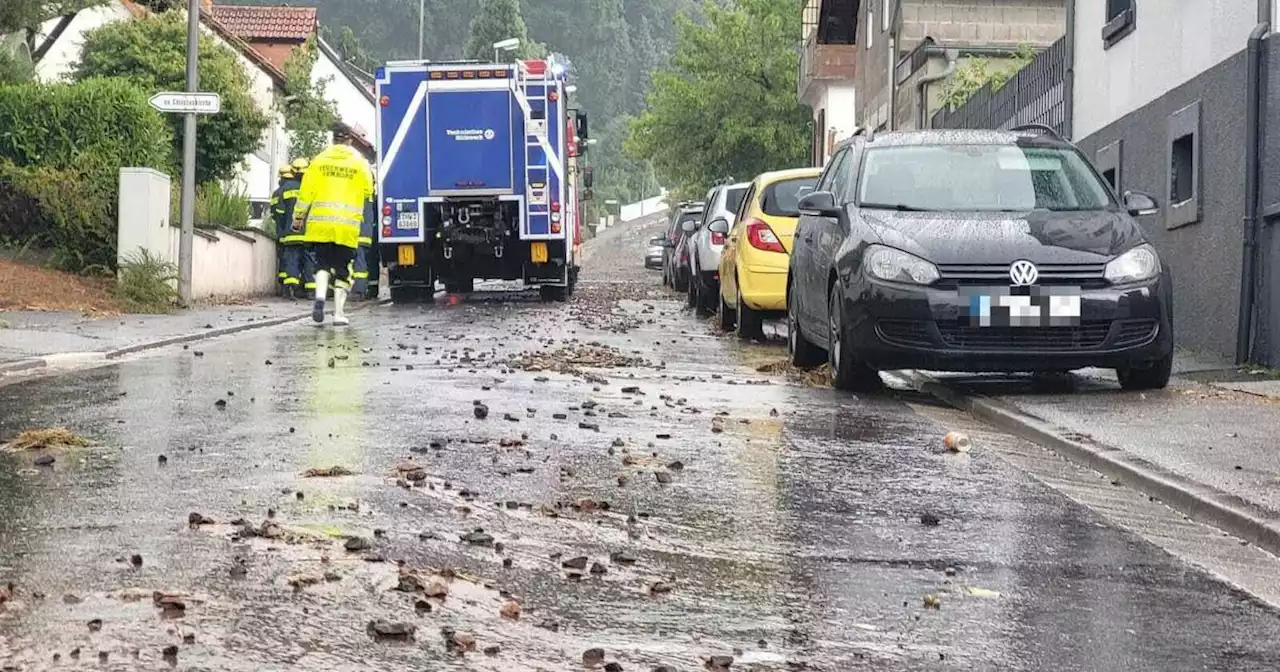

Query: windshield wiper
[860,202,932,212]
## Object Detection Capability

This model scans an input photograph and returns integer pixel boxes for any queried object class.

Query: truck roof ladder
[517,61,551,199]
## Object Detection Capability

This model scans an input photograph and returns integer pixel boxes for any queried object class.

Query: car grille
[1113,319,1158,347]
[936,320,1112,350]
[935,263,1108,289]
[876,320,933,347]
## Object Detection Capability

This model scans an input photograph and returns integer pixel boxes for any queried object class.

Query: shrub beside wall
[0,78,171,272]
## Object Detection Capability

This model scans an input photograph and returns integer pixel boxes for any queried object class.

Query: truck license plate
[397,212,419,230]
[530,242,548,264]
[398,244,416,266]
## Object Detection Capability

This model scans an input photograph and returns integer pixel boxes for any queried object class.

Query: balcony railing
[797,30,858,101]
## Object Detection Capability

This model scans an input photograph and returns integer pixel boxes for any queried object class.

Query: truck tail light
[745,219,785,254]
[380,96,390,107]
[550,201,561,212]
[551,221,562,233]
[382,205,392,216]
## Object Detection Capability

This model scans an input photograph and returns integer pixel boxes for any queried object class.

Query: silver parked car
[683,182,748,315]
[644,236,666,269]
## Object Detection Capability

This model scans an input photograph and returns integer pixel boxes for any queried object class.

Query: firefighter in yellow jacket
[292,129,374,326]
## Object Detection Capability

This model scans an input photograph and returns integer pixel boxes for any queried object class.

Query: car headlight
[1104,244,1161,284]
[863,245,939,285]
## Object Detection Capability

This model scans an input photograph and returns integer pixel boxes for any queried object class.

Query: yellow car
[714,167,822,338]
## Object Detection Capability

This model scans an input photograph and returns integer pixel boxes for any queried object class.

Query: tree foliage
[624,0,810,198]
[74,12,270,184]
[938,44,1038,111]
[278,37,338,161]
[464,0,545,62]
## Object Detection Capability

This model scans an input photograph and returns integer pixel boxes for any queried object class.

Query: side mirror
[707,218,729,234]
[583,166,594,189]
[576,112,589,140]
[680,220,696,233]
[798,191,839,216]
[1123,190,1158,216]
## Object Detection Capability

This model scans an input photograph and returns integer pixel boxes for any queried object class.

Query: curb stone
[0,298,394,371]
[903,370,1280,559]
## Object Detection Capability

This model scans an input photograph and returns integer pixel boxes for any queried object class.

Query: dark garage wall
[1075,49,1249,360]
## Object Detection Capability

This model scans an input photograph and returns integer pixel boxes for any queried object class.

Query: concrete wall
[621,194,669,223]
[118,168,279,300]
[1072,0,1257,139]
[900,0,1063,47]
[1073,51,1249,359]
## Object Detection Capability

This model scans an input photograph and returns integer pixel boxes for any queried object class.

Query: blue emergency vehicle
[374,57,592,302]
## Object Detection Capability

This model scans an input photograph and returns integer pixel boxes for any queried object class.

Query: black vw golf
[786,125,1173,391]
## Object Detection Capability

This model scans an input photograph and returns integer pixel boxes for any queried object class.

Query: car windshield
[857,144,1114,212]
[724,187,747,215]
[762,177,818,217]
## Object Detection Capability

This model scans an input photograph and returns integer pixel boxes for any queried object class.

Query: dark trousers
[281,244,313,289]
[311,243,355,290]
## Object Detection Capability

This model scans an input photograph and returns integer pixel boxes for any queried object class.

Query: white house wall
[314,40,375,141]
[32,2,132,82]
[1072,0,1257,139]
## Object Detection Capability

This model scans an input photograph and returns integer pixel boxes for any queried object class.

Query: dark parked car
[663,204,704,291]
[786,125,1172,391]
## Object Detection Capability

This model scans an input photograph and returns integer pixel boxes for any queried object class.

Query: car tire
[699,281,718,316]
[788,283,824,368]
[1116,352,1173,390]
[735,280,764,340]
[717,286,736,331]
[673,268,688,293]
[686,270,698,309]
[827,289,880,392]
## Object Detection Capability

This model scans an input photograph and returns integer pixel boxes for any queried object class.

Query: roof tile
[210,4,317,41]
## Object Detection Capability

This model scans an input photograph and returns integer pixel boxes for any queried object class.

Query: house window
[1103,0,1136,48]
[1166,101,1201,229]
[1096,140,1122,193]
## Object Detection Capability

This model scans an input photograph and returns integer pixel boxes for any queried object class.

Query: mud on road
[2,216,1280,671]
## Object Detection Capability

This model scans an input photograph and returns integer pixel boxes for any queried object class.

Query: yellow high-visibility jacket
[294,145,374,249]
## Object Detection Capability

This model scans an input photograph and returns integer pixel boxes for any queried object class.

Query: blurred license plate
[530,242,548,263]
[962,287,1081,327]
[397,244,415,266]
[396,212,419,230]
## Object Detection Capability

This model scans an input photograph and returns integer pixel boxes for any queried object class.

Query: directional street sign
[149,92,221,115]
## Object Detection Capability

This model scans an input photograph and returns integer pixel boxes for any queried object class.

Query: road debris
[367,620,416,641]
[3,427,92,451]
[302,466,355,477]
[943,431,972,453]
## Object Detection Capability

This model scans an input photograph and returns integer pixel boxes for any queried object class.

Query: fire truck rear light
[551,222,562,233]
[382,217,392,226]
[382,226,392,237]
[382,205,392,216]
[551,213,561,223]
[549,91,559,102]
[379,96,390,107]
[550,202,561,212]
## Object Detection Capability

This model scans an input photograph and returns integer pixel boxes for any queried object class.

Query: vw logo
[1009,260,1039,286]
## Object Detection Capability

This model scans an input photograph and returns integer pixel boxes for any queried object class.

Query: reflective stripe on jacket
[294,145,374,249]
[271,178,303,242]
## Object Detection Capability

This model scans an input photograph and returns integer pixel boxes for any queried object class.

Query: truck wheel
[445,277,474,294]
[539,285,568,302]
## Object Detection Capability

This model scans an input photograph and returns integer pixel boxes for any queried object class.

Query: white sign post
[150,80,220,305]
[149,92,222,115]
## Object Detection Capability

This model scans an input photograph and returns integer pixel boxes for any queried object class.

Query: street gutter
[897,370,1280,558]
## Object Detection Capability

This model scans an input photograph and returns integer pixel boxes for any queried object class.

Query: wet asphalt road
[3,220,1280,671]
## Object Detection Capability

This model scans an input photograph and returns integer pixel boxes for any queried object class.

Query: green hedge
[0,78,171,273]
[0,78,172,171]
